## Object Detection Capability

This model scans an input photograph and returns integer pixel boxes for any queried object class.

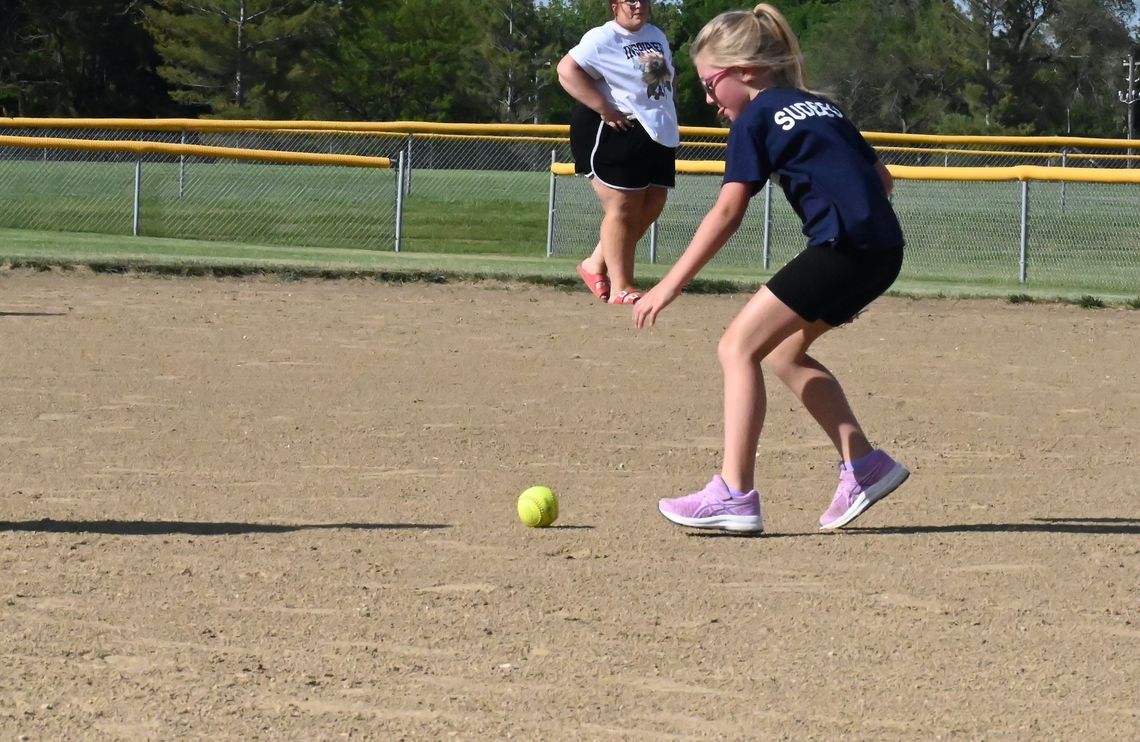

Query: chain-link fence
[549,171,1140,293]
[2,122,1138,293]
[0,128,399,251]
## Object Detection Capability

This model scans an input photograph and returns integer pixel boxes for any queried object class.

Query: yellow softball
[517,485,558,528]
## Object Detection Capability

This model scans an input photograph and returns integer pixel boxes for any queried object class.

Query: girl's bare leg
[763,326,873,463]
[716,287,811,493]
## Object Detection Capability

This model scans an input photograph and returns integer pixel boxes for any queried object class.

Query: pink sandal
[577,263,610,302]
[608,290,642,305]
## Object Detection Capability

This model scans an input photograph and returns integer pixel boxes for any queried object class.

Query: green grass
[4,227,1139,308]
[1075,295,1106,309]
[402,171,550,256]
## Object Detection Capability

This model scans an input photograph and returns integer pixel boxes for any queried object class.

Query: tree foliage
[0,0,172,116]
[2,0,1137,135]
[143,0,338,118]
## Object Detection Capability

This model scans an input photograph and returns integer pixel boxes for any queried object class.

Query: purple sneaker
[658,475,763,533]
[819,450,909,530]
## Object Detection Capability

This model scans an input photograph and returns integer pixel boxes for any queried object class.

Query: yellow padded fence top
[551,160,1140,184]
[0,118,569,137]
[889,164,1140,184]
[2,118,1138,151]
[862,131,1140,149]
[0,117,735,140]
[0,134,391,169]
[550,160,728,177]
[877,146,1140,163]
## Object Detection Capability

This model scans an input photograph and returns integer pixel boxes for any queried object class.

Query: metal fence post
[1019,180,1029,283]
[395,151,405,252]
[178,130,187,199]
[132,159,142,237]
[546,150,556,258]
[762,180,773,269]
[649,220,658,264]
[1059,149,1067,212]
[404,134,413,197]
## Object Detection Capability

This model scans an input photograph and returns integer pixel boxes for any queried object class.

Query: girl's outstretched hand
[633,282,681,329]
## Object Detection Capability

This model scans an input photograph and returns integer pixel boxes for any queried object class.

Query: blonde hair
[690,4,807,90]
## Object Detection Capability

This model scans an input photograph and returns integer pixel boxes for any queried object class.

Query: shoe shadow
[686,518,1140,538]
[1032,517,1140,525]
[687,531,802,539]
[0,519,450,536]
[845,518,1140,536]
[0,311,69,317]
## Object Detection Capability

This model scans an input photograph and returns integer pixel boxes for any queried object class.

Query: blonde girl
[634,4,909,533]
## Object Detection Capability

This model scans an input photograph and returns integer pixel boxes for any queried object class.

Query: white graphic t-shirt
[568,21,680,148]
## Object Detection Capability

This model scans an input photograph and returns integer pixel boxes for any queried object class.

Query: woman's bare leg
[585,183,668,296]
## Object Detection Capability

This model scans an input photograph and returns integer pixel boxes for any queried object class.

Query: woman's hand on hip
[600,104,632,130]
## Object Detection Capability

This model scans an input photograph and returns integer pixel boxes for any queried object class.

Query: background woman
[557,0,680,304]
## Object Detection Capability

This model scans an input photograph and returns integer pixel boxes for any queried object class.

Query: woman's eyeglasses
[619,0,649,8]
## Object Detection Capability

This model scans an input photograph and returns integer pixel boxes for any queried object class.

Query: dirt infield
[1,269,1138,740]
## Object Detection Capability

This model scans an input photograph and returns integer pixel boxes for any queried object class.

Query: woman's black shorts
[569,104,675,190]
[765,241,904,326]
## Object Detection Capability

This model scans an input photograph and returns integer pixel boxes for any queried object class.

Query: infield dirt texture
[2,269,1138,739]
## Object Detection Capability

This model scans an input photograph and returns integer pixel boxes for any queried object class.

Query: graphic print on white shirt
[624,42,672,100]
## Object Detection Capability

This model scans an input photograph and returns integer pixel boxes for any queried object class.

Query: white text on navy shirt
[773,101,845,131]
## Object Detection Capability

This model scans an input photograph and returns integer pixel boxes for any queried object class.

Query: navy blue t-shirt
[723,87,904,249]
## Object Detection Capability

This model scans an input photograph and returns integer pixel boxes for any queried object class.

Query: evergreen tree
[144,0,337,118]
[0,0,172,117]
[302,0,493,121]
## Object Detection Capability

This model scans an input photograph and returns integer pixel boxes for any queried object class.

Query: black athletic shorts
[569,104,676,190]
[765,240,904,326]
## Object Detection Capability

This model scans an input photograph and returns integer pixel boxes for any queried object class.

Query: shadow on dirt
[0,519,450,535]
[0,311,68,317]
[847,517,1140,535]
[687,517,1140,538]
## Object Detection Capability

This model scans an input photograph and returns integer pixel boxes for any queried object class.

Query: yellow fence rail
[0,135,391,169]
[2,117,1138,150]
[553,160,1140,185]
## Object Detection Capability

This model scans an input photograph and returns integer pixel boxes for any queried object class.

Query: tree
[305,0,621,124]
[299,0,500,121]
[474,0,551,122]
[961,0,1134,134]
[0,0,173,117]
[532,0,628,124]
[144,0,337,118]
[1033,0,1133,136]
[802,0,981,133]
[533,0,693,124]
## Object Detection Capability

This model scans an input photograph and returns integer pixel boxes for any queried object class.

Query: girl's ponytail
[751,4,807,89]
[692,5,808,92]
